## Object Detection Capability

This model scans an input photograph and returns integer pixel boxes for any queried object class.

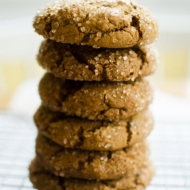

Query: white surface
[8,78,41,116]
[151,90,190,123]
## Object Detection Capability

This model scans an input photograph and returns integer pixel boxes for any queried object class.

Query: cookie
[34,106,153,151]
[36,134,149,180]
[39,73,153,121]
[37,40,157,81]
[33,0,158,48]
[29,157,154,190]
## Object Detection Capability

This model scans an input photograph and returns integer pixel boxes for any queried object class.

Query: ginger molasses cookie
[33,0,158,48]
[39,73,153,121]
[34,106,153,151]
[37,40,157,81]
[29,157,154,190]
[36,134,149,180]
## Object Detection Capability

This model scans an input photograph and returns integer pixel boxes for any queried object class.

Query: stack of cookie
[29,0,158,189]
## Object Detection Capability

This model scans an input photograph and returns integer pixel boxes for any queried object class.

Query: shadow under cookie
[29,157,154,190]
[36,134,150,180]
[39,73,153,121]
[34,106,153,151]
[37,40,157,81]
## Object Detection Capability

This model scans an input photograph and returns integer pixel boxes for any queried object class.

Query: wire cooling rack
[0,111,189,190]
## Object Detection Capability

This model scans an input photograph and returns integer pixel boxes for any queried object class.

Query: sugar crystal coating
[37,40,158,81]
[31,0,157,187]
[33,0,158,48]
[36,134,150,180]
[39,73,153,121]
[29,157,154,190]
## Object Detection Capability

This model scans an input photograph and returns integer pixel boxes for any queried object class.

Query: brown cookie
[33,0,158,48]
[29,157,154,190]
[37,40,157,81]
[34,106,153,151]
[36,134,149,180]
[39,73,153,121]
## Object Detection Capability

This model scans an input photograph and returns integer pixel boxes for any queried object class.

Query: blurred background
[0,1,190,189]
[0,0,190,115]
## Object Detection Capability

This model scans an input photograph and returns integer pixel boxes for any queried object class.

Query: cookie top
[36,134,149,180]
[39,73,153,121]
[29,157,154,190]
[37,40,157,81]
[34,106,153,151]
[33,0,158,48]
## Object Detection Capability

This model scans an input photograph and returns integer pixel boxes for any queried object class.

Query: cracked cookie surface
[34,106,153,151]
[29,157,154,190]
[37,40,157,81]
[39,73,153,121]
[33,0,158,48]
[36,134,149,180]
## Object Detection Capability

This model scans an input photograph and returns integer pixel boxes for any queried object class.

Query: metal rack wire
[0,111,189,189]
